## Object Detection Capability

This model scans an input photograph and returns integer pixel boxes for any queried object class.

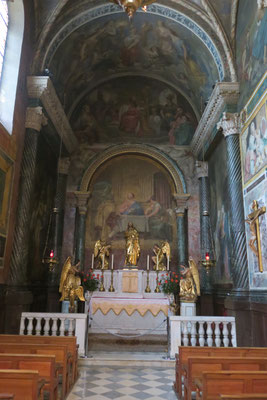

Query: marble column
[173,194,190,266]
[74,191,91,270]
[9,107,47,285]
[48,158,70,285]
[217,112,248,289]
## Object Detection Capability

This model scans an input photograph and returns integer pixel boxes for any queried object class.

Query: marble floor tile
[67,366,176,400]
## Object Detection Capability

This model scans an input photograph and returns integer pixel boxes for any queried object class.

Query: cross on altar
[245,200,266,272]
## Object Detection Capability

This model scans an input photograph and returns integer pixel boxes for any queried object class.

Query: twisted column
[173,194,190,266]
[217,112,248,289]
[8,107,47,285]
[74,191,91,270]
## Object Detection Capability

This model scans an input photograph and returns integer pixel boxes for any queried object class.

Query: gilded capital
[195,161,208,179]
[74,191,91,214]
[173,193,190,215]
[58,157,71,175]
[217,112,240,138]
[257,0,267,9]
[25,107,47,132]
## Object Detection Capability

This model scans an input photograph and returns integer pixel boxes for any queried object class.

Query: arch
[0,0,24,134]
[80,144,187,194]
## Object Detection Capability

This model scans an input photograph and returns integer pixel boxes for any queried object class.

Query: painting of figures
[85,155,177,263]
[51,12,218,113]
[71,77,197,145]
[241,101,267,186]
[244,175,267,289]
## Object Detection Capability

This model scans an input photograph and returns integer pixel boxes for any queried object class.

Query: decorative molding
[74,191,91,215]
[27,76,78,154]
[80,144,187,194]
[191,82,240,156]
[217,112,240,138]
[25,107,47,132]
[173,194,191,214]
[257,0,267,9]
[58,157,71,175]
[195,161,209,179]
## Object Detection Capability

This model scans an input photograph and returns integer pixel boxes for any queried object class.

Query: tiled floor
[67,366,177,400]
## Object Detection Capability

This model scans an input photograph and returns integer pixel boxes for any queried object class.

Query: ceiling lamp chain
[110,0,155,18]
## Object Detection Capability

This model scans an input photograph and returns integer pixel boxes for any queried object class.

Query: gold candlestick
[145,270,151,293]
[99,270,105,292]
[154,270,161,293]
[109,269,115,292]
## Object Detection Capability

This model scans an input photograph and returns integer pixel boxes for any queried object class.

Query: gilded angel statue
[59,256,85,312]
[94,240,111,269]
[152,241,170,271]
[179,256,200,302]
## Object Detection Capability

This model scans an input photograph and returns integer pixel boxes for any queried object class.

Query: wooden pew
[220,395,267,399]
[0,369,45,400]
[0,334,78,384]
[175,346,267,399]
[184,357,267,400]
[0,395,14,400]
[0,353,59,400]
[195,371,267,400]
[0,343,70,399]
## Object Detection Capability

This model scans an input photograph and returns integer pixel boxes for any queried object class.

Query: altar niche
[85,154,178,268]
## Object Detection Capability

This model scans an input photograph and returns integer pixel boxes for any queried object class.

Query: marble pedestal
[180,301,196,316]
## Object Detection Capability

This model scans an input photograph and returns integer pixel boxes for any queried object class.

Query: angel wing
[59,256,72,293]
[189,257,200,296]
[162,241,171,259]
[75,286,85,302]
[94,240,101,257]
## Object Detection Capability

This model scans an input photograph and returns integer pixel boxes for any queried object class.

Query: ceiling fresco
[49,11,219,114]
[70,76,197,145]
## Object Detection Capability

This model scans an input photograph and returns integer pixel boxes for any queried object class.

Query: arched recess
[0,0,24,134]
[80,144,187,195]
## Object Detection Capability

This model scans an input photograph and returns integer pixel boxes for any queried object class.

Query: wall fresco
[71,77,197,145]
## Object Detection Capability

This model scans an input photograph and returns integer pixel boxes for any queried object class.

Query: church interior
[0,0,267,399]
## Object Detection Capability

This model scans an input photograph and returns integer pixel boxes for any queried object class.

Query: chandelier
[110,0,155,18]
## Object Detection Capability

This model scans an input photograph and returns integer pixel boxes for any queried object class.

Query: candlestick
[111,254,114,270]
[109,269,115,292]
[147,255,149,271]
[99,272,105,292]
[91,253,94,270]
[154,270,161,293]
[102,254,104,270]
[145,269,151,293]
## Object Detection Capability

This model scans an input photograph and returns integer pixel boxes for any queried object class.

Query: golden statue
[94,240,111,269]
[179,257,200,303]
[59,256,85,312]
[124,222,140,267]
[152,241,170,271]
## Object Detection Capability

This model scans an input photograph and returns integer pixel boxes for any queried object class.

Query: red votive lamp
[50,250,54,258]
[205,252,210,261]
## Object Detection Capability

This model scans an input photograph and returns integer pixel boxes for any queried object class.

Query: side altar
[86,270,172,335]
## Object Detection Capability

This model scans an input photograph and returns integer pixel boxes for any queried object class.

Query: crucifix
[245,200,266,272]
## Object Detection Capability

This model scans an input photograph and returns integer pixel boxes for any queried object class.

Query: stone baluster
[191,321,197,346]
[206,321,213,346]
[223,321,229,347]
[44,318,50,335]
[199,321,205,346]
[19,317,25,335]
[74,191,91,270]
[215,322,221,347]
[183,322,189,346]
[35,318,41,336]
[27,317,33,334]
[217,113,248,289]
[52,317,58,336]
[173,194,190,266]
[60,319,65,336]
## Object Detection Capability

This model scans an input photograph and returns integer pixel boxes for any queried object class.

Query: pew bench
[0,395,14,400]
[0,353,59,400]
[0,334,78,384]
[0,369,45,400]
[0,342,70,399]
[184,357,267,400]
[175,346,267,399]
[195,371,267,400]
[220,395,267,399]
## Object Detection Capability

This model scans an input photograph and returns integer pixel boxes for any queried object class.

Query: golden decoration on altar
[92,299,169,317]
[179,257,200,303]
[109,0,155,18]
[245,200,266,273]
[152,241,170,271]
[94,240,111,270]
[59,256,85,312]
[124,222,140,267]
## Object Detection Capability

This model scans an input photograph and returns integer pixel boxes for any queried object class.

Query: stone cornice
[27,76,78,154]
[25,107,48,132]
[191,82,240,157]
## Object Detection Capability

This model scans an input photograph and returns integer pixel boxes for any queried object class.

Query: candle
[111,254,114,270]
[147,255,149,271]
[156,254,159,271]
[102,254,104,269]
[167,256,169,271]
[91,253,94,270]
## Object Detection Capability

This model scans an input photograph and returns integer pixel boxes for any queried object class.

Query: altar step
[87,333,167,353]
[79,351,174,367]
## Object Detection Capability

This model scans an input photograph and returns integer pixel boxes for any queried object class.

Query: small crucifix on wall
[245,200,266,273]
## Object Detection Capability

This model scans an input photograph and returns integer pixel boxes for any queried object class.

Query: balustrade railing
[169,316,236,358]
[20,312,88,356]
